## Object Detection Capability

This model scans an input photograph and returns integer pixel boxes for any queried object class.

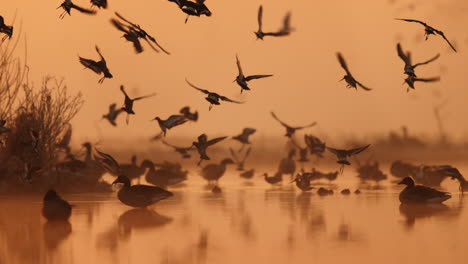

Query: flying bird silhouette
[179,106,198,121]
[336,53,372,91]
[395,18,457,52]
[120,85,156,124]
[57,0,96,19]
[396,43,440,77]
[90,0,107,9]
[234,55,273,93]
[0,16,13,40]
[254,5,292,39]
[327,145,370,173]
[271,112,316,138]
[162,140,194,159]
[153,115,188,136]
[79,46,113,83]
[192,134,227,165]
[110,12,170,55]
[186,78,243,110]
[102,103,124,126]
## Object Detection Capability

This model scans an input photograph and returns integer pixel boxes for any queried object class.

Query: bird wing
[243,127,256,136]
[280,12,291,32]
[257,5,263,32]
[356,81,372,91]
[292,122,317,130]
[95,46,105,62]
[120,85,130,100]
[229,147,240,163]
[219,95,244,104]
[133,93,156,101]
[131,38,144,53]
[186,78,211,94]
[115,12,139,29]
[336,52,351,76]
[435,30,457,52]
[109,103,117,112]
[413,53,440,68]
[326,147,341,155]
[396,43,410,65]
[245,74,273,81]
[110,18,129,33]
[243,147,252,162]
[414,77,440,83]
[71,3,97,14]
[206,136,227,146]
[348,144,370,156]
[79,57,102,74]
[145,35,171,55]
[411,185,450,200]
[236,54,243,76]
[270,111,291,128]
[395,18,428,27]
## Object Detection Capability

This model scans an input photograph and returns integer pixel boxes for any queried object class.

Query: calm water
[1,170,467,264]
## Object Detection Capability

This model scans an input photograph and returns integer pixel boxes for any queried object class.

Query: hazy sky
[2,0,468,145]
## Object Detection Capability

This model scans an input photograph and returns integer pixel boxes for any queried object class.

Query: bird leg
[238,144,245,153]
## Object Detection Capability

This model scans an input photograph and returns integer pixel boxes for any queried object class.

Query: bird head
[398,177,415,186]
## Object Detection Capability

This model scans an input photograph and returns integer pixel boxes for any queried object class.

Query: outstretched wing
[236,54,243,76]
[115,12,139,29]
[219,95,244,104]
[133,93,156,101]
[326,147,341,155]
[79,57,101,74]
[95,46,105,62]
[414,77,440,83]
[257,5,263,32]
[71,3,97,14]
[245,74,273,81]
[243,127,256,136]
[186,78,211,94]
[145,36,171,55]
[292,122,317,130]
[270,111,289,128]
[281,12,291,32]
[435,30,457,53]
[336,52,351,76]
[356,81,372,91]
[207,136,227,146]
[348,144,370,156]
[396,43,410,65]
[395,18,428,27]
[120,85,130,99]
[413,53,440,68]
[110,18,129,33]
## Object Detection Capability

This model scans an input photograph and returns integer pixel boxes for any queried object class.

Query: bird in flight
[57,0,96,19]
[232,127,256,152]
[153,115,188,136]
[79,46,113,83]
[120,85,156,124]
[162,140,194,159]
[110,12,170,55]
[405,75,440,91]
[396,43,440,77]
[336,53,372,91]
[0,16,13,40]
[192,134,227,165]
[395,18,457,52]
[234,55,273,93]
[327,145,370,173]
[271,112,317,138]
[169,0,212,23]
[102,103,124,127]
[179,106,198,121]
[254,5,293,40]
[186,78,243,110]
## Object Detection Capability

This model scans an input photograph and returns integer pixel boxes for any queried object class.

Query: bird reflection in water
[117,209,173,237]
[43,220,72,250]
[399,203,460,229]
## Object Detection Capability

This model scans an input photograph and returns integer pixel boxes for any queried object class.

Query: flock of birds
[0,1,464,223]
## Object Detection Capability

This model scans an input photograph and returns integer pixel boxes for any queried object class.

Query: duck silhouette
[112,175,173,208]
[398,177,451,203]
[42,190,72,221]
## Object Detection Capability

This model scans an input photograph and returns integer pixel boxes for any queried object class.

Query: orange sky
[2,0,468,146]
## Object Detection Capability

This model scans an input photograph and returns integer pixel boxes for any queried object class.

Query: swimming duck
[317,187,333,196]
[271,112,316,138]
[112,175,173,208]
[341,189,351,195]
[120,85,156,123]
[264,172,282,185]
[57,0,96,19]
[398,177,451,203]
[179,106,198,121]
[229,147,251,171]
[336,52,372,91]
[42,190,72,221]
[0,16,13,40]
[186,78,244,110]
[192,134,227,165]
[234,55,273,93]
[79,46,113,83]
[395,18,457,52]
[153,115,188,136]
[292,173,313,191]
[143,160,187,187]
[200,158,234,184]
[102,103,124,126]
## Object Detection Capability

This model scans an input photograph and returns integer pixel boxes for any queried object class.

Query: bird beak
[397,179,405,185]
